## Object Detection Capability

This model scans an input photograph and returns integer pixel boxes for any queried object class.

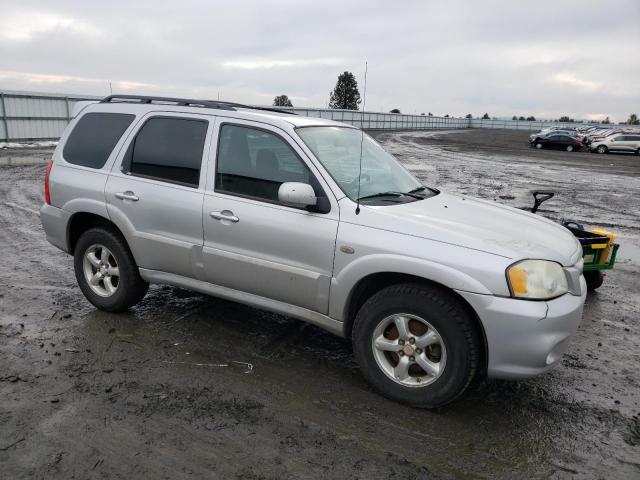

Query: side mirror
[278,182,317,208]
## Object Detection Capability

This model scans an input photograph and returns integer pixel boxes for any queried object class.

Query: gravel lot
[1,129,639,479]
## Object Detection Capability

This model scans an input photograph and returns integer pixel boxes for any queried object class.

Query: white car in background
[590,134,640,154]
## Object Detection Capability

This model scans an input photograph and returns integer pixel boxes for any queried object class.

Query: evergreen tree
[627,113,639,125]
[481,113,490,119]
[329,71,361,110]
[273,95,293,107]
[465,113,473,119]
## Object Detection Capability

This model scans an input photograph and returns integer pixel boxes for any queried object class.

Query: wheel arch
[342,272,488,376]
[67,212,129,256]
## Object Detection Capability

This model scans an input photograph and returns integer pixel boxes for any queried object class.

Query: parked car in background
[529,130,576,144]
[583,129,623,145]
[590,134,640,154]
[530,133,583,152]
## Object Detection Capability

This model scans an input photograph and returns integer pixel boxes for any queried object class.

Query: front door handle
[210,210,239,223]
[114,191,139,201]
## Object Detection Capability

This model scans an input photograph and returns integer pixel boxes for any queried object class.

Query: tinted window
[128,117,207,187]
[64,112,134,168]
[215,124,311,202]
[614,136,624,141]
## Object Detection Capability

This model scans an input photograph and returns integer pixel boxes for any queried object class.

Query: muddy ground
[1,129,639,479]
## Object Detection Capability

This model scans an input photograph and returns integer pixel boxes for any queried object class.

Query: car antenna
[355,61,368,215]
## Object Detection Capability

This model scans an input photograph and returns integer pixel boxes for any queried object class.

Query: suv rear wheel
[74,227,148,312]
[352,283,480,408]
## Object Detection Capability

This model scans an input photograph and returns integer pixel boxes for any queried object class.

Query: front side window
[64,112,135,168]
[127,117,208,187]
[296,126,425,202]
[215,124,311,202]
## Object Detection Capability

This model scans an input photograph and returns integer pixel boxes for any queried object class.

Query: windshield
[296,126,428,202]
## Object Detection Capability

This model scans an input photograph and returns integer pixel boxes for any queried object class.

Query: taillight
[44,160,53,205]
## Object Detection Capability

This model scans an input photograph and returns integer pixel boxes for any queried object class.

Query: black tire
[584,271,604,291]
[596,145,608,154]
[73,227,148,312]
[635,148,640,156]
[352,283,481,408]
[566,145,574,152]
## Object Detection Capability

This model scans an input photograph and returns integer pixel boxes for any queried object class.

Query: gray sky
[1,0,638,121]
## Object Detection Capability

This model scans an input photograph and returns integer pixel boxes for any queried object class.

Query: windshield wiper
[358,191,423,201]
[408,185,439,196]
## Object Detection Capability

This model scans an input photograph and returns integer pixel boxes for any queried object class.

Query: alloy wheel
[82,244,120,297]
[371,313,447,387]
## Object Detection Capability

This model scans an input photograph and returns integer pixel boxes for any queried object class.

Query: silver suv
[590,133,640,155]
[41,95,586,407]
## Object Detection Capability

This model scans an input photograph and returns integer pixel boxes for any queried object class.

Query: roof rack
[101,94,237,111]
[100,95,296,115]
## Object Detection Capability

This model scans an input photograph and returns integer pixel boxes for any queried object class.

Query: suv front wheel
[352,283,481,408]
[74,227,148,312]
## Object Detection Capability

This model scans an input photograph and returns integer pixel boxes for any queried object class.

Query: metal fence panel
[0,89,619,142]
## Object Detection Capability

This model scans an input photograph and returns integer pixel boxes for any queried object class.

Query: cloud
[222,58,346,70]
[0,0,638,121]
[552,72,603,93]
[0,12,102,41]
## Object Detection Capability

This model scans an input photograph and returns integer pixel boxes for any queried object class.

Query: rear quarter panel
[48,107,142,249]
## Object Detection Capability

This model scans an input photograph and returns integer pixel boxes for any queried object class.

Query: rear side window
[64,112,135,168]
[127,117,208,188]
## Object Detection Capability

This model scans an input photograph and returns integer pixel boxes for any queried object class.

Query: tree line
[273,72,640,125]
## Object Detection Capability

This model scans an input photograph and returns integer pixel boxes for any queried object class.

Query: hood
[358,192,581,266]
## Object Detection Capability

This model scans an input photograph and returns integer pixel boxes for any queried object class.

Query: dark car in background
[530,133,583,152]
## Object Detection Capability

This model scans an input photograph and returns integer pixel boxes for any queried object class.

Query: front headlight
[506,260,568,300]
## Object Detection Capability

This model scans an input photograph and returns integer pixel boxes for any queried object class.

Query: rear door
[106,113,212,279]
[201,120,339,314]
[618,135,635,152]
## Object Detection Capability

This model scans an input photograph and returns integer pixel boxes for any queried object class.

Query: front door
[202,120,339,314]
[106,113,212,279]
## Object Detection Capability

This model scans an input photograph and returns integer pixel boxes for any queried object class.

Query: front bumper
[456,275,587,379]
[40,203,71,253]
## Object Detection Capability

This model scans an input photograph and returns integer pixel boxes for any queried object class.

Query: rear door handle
[210,210,239,223]
[114,191,139,201]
